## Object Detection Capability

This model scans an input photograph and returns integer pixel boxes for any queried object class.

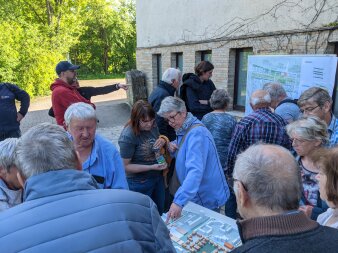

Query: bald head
[250,90,271,110]
[233,144,301,214]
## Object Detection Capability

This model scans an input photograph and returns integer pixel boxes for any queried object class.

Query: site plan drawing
[163,202,241,253]
[245,55,337,114]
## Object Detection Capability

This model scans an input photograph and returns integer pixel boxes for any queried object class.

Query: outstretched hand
[117,83,129,91]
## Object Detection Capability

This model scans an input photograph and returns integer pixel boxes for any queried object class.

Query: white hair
[262,83,287,101]
[157,96,186,116]
[0,138,19,172]
[161,68,181,84]
[15,123,78,178]
[233,144,301,211]
[286,116,328,144]
[64,102,97,127]
[250,94,271,106]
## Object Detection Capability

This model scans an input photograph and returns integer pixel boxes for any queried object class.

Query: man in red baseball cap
[51,61,95,127]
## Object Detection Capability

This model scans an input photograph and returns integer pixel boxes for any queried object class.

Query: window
[172,52,183,71]
[152,54,162,85]
[233,48,253,110]
[201,50,212,62]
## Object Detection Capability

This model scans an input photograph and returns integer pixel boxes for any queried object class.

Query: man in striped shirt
[226,90,291,177]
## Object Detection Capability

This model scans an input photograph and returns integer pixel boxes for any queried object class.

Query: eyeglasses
[233,178,248,191]
[164,112,180,123]
[139,118,155,125]
[290,137,307,145]
[300,105,320,114]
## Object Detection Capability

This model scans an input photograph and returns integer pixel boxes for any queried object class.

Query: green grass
[77,73,125,80]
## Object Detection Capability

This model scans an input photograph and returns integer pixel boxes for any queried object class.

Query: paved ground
[20,79,131,147]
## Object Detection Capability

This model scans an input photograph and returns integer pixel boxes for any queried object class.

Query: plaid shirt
[226,108,291,176]
[328,114,338,148]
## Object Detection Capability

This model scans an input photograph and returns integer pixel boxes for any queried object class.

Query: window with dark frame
[201,50,212,62]
[156,54,162,84]
[175,53,183,71]
[233,48,253,111]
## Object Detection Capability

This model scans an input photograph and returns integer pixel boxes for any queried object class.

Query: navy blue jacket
[148,81,176,141]
[0,169,175,253]
[0,83,30,132]
[180,74,215,120]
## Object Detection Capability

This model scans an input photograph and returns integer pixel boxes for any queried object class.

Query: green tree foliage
[71,0,136,75]
[0,0,136,97]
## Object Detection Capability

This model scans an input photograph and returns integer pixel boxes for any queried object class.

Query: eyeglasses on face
[300,105,320,114]
[164,112,180,123]
[139,118,155,125]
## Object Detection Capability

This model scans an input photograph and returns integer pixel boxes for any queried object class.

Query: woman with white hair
[0,138,22,211]
[286,116,329,220]
[158,96,229,221]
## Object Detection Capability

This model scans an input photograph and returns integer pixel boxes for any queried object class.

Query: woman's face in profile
[200,70,213,81]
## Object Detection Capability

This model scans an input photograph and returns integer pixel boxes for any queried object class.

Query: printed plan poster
[245,55,337,115]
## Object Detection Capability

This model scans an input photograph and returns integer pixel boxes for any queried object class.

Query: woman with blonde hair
[286,116,328,220]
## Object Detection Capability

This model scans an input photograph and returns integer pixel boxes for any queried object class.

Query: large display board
[245,54,337,115]
[163,202,241,252]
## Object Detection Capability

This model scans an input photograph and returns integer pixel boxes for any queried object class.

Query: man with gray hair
[149,68,181,141]
[0,123,176,253]
[298,87,338,147]
[226,90,291,177]
[232,144,338,253]
[263,82,300,123]
[65,102,128,189]
[0,138,22,211]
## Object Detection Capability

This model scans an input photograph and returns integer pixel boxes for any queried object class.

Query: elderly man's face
[299,98,330,120]
[68,118,96,149]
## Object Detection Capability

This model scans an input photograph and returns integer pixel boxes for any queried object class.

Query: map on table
[163,209,241,253]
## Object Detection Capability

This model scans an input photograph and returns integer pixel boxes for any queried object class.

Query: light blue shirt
[328,114,338,148]
[82,134,128,189]
[172,114,229,210]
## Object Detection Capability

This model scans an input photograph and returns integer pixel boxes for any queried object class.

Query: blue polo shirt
[328,114,338,148]
[82,134,128,189]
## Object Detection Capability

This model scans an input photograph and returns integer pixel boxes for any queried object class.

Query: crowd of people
[1,60,338,252]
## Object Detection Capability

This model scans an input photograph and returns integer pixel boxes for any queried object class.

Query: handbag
[169,124,204,196]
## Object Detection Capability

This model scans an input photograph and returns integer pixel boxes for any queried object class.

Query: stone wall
[136,28,338,109]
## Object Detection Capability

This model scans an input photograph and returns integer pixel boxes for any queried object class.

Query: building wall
[136,28,338,108]
[136,0,338,48]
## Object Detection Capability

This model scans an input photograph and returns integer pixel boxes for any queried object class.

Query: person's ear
[322,101,332,114]
[16,172,25,188]
[236,181,250,208]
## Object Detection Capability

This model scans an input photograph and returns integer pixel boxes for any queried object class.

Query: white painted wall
[136,0,338,48]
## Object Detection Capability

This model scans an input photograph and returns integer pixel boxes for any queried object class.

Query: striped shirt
[226,108,291,176]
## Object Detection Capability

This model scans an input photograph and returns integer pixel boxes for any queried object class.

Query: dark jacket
[180,74,215,120]
[0,83,30,132]
[233,211,338,253]
[148,80,176,141]
[0,169,175,253]
[50,79,95,126]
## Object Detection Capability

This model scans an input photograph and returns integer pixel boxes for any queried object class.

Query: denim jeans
[0,129,21,141]
[127,173,165,215]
